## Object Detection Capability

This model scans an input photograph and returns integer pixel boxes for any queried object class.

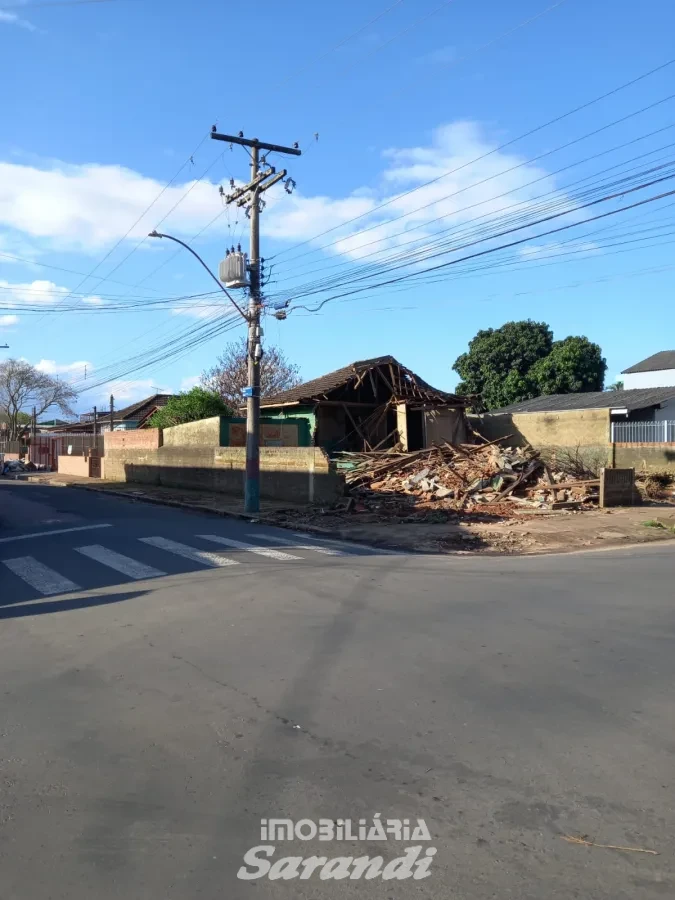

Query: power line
[270,122,675,293]
[269,147,675,304]
[270,56,675,262]
[286,178,675,314]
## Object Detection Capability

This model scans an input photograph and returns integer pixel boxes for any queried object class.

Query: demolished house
[259,355,472,453]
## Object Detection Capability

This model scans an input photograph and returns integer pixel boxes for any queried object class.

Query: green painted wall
[220,414,312,447]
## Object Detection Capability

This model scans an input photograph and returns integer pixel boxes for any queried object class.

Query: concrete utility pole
[109,394,114,434]
[211,129,301,513]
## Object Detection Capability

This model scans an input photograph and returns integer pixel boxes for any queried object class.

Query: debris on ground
[333,440,599,518]
[1,459,39,475]
[561,834,658,855]
[636,470,675,500]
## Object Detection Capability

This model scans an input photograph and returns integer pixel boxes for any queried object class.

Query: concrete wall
[613,443,675,472]
[103,444,343,504]
[476,408,611,448]
[424,409,467,446]
[162,417,221,447]
[57,455,91,477]
[623,369,675,389]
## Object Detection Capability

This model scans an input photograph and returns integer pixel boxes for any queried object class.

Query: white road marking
[288,531,400,555]
[2,556,80,596]
[246,533,344,557]
[0,523,112,545]
[75,545,166,581]
[197,535,302,561]
[139,536,239,568]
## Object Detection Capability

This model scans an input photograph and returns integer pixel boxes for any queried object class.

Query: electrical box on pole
[219,248,250,289]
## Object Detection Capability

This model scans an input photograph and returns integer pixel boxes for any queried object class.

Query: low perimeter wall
[103,444,343,504]
[613,443,675,472]
[57,455,91,477]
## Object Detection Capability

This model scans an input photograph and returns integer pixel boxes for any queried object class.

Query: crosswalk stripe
[2,556,80,596]
[139,536,239,567]
[197,535,302,561]
[245,533,344,556]
[75,545,166,580]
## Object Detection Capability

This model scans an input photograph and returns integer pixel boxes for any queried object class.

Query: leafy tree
[201,337,301,410]
[0,359,77,440]
[148,387,233,429]
[453,321,607,409]
[606,380,624,391]
[453,320,553,409]
[529,336,606,395]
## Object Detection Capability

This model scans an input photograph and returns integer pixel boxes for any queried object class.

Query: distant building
[56,394,175,433]
[622,351,675,390]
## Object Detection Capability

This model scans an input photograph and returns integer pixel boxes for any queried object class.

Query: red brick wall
[104,429,162,451]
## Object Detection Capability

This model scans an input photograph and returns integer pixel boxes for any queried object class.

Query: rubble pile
[0,459,39,476]
[335,441,599,516]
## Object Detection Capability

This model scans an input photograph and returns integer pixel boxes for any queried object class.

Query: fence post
[664,420,669,443]
[610,421,615,442]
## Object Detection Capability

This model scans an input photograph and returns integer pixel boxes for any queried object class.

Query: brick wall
[105,429,162,450]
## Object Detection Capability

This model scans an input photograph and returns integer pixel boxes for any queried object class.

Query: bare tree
[0,360,78,440]
[201,338,301,410]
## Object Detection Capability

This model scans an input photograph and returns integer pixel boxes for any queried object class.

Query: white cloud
[35,359,91,377]
[0,159,225,253]
[0,279,101,306]
[264,122,563,265]
[0,10,37,32]
[98,378,172,407]
[0,313,18,328]
[0,121,568,266]
[180,374,200,391]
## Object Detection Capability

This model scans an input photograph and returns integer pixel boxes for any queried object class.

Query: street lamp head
[148,230,162,238]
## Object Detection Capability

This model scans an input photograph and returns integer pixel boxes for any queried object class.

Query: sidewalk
[18,474,675,555]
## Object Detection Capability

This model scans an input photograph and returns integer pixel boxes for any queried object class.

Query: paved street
[0,481,674,899]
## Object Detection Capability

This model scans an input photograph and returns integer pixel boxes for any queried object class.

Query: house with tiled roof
[258,355,472,452]
[621,351,675,389]
[54,394,175,433]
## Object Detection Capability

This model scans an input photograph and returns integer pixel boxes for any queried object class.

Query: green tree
[453,320,553,409]
[148,387,233,429]
[606,380,624,391]
[529,336,607,395]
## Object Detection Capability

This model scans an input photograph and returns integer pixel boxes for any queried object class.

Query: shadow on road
[0,590,149,619]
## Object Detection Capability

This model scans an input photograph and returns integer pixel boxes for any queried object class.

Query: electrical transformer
[219,249,250,289]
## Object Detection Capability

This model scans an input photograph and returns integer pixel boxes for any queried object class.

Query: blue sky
[1,0,674,411]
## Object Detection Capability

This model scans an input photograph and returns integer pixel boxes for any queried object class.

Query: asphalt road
[0,481,673,899]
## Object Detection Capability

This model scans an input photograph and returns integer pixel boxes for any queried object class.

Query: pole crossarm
[211,131,302,157]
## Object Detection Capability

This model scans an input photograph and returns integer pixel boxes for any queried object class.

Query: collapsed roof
[261,355,470,409]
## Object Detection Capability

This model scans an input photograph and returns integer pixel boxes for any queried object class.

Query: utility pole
[109,394,114,434]
[93,405,98,437]
[210,129,300,513]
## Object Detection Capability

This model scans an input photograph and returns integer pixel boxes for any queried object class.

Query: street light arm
[148,230,248,321]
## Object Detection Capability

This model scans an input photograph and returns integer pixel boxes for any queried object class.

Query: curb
[59,482,675,559]
[67,483,408,551]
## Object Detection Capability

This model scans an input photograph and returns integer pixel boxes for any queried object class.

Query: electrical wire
[284,178,675,314]
[270,56,675,262]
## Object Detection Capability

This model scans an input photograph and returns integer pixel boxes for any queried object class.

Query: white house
[622,351,675,390]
